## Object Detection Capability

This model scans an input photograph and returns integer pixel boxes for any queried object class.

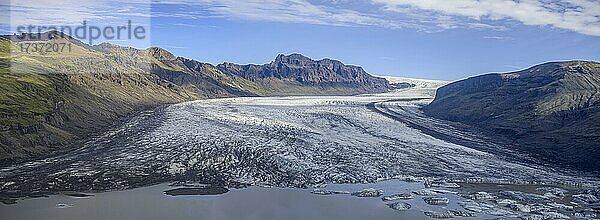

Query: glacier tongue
[0,83,597,200]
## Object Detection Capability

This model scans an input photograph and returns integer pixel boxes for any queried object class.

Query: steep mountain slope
[92,43,267,97]
[0,32,390,165]
[423,61,600,173]
[217,54,390,95]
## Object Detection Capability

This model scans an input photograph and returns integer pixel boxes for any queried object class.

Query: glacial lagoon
[1,180,434,220]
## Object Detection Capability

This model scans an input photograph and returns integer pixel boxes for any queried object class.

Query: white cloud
[2,0,599,36]
[153,0,511,32]
[371,0,600,36]
[1,0,152,47]
[3,0,151,27]
[483,36,514,40]
[154,0,421,29]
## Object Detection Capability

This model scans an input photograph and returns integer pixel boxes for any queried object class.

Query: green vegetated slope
[424,61,600,173]
[0,32,390,164]
[0,35,197,163]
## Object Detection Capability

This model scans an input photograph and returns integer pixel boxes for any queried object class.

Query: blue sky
[2,0,600,80]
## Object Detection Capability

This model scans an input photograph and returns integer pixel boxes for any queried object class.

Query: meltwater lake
[1,179,485,220]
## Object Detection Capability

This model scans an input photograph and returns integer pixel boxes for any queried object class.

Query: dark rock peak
[216,53,390,92]
[2,31,92,50]
[179,57,215,72]
[218,62,242,69]
[92,42,140,54]
[146,47,177,61]
[272,53,349,68]
[220,54,344,69]
[273,53,313,65]
[1,31,74,42]
[94,42,116,49]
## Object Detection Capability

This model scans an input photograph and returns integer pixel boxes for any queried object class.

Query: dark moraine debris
[64,192,94,198]
[164,187,229,196]
[500,191,549,203]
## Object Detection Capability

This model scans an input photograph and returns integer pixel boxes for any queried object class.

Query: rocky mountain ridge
[217,53,390,95]
[424,61,600,173]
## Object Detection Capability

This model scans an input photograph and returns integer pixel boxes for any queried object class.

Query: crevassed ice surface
[0,79,596,195]
[152,95,583,185]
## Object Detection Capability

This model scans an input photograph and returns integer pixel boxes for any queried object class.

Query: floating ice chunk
[426,181,460,188]
[413,189,441,196]
[468,191,496,200]
[447,210,477,217]
[486,208,514,216]
[463,205,489,213]
[382,193,414,201]
[521,214,544,220]
[423,211,453,219]
[387,202,411,211]
[423,197,449,205]
[431,189,457,194]
[311,189,334,195]
[351,188,383,197]
[496,198,517,206]
[401,176,424,182]
[459,199,495,213]
[55,203,74,209]
[311,189,350,195]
